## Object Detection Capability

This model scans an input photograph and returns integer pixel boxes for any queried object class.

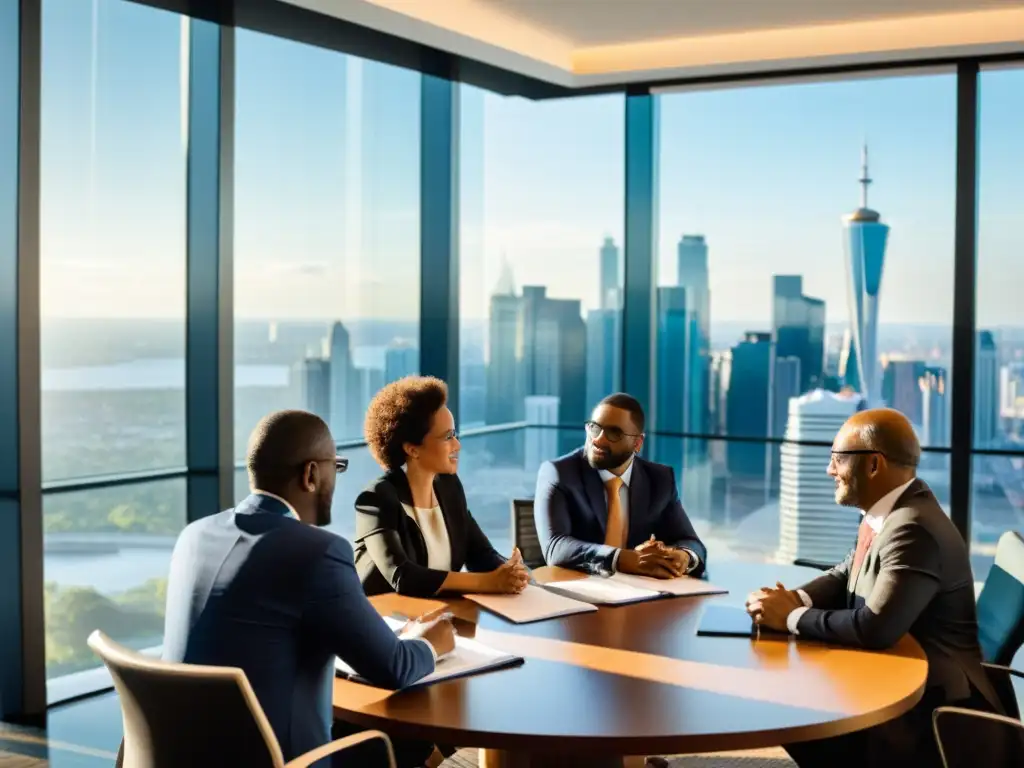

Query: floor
[0,690,795,767]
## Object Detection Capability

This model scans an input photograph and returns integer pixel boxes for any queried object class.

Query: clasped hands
[484,547,530,594]
[617,536,689,579]
[744,582,804,632]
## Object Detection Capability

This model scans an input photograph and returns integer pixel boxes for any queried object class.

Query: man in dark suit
[533,392,707,578]
[162,410,454,768]
[747,408,1003,768]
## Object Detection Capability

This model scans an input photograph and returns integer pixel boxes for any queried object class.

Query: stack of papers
[543,573,728,605]
[335,617,523,689]
[465,583,597,623]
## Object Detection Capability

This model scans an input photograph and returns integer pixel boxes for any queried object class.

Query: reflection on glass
[40,0,187,481]
[458,87,625,455]
[43,479,186,684]
[233,31,421,453]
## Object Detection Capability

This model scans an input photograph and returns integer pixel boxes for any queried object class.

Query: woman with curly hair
[354,375,529,597]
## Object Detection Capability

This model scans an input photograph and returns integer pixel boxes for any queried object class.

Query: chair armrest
[984,662,1024,680]
[284,730,395,768]
[792,558,833,572]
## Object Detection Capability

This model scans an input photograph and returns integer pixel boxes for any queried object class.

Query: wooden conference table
[333,562,928,767]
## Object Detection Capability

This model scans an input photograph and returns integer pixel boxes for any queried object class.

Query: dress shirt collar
[598,456,634,488]
[860,477,915,534]
[251,489,300,520]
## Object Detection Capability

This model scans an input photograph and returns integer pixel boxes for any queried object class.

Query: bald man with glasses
[532,392,706,578]
[746,408,1004,768]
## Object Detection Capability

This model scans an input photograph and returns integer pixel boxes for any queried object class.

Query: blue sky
[36,0,1024,331]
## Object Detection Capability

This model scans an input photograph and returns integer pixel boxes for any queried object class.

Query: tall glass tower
[842,146,889,405]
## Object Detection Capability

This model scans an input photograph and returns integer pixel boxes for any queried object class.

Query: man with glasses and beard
[746,408,1004,768]
[161,410,454,768]
[532,393,707,578]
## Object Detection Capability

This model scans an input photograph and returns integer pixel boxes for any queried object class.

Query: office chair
[510,498,546,568]
[976,530,1024,666]
[932,706,1024,768]
[87,630,395,768]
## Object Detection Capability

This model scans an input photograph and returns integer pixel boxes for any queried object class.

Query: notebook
[543,573,728,606]
[695,604,788,639]
[335,617,523,689]
[465,584,597,623]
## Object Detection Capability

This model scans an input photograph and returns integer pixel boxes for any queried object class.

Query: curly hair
[364,375,449,470]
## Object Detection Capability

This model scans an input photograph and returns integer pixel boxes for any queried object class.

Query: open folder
[543,573,728,606]
[465,583,597,624]
[334,617,523,689]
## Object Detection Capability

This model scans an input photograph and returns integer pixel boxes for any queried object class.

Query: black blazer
[354,470,507,597]
[533,448,707,576]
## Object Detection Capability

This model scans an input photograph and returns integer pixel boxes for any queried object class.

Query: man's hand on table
[626,536,689,578]
[400,607,456,659]
[745,582,803,632]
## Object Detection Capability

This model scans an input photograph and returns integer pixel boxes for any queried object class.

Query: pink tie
[851,519,876,575]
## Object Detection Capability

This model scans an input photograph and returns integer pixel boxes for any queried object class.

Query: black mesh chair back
[511,498,545,568]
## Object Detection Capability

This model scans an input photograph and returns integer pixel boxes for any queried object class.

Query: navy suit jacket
[162,494,435,763]
[533,449,707,576]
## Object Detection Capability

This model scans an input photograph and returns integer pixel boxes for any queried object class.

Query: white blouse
[401,503,452,571]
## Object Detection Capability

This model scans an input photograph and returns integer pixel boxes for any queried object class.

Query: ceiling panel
[478,0,1024,46]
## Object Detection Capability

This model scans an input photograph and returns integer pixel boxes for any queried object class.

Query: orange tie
[604,476,626,548]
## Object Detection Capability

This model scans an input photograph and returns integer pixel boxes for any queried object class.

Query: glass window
[43,478,186,695]
[40,0,187,482]
[234,31,421,456]
[973,66,1024,581]
[459,87,625,463]
[656,74,956,561]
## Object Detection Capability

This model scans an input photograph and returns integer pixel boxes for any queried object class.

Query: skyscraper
[486,266,525,425]
[522,286,587,446]
[587,238,621,409]
[777,389,865,563]
[881,359,927,425]
[328,321,357,439]
[771,356,802,439]
[293,358,331,421]
[524,395,559,475]
[485,276,586,442]
[676,235,711,436]
[842,145,889,405]
[656,286,688,435]
[599,236,620,311]
[772,275,825,393]
[920,366,949,447]
[725,332,773,520]
[384,339,418,384]
[976,331,999,447]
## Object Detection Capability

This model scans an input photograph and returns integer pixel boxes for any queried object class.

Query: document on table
[465,583,597,623]
[335,617,523,689]
[609,572,728,597]
[543,573,728,605]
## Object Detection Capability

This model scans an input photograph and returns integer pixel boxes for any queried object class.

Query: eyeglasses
[585,421,641,444]
[829,449,917,468]
[335,456,349,474]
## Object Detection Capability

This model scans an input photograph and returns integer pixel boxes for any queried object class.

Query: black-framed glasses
[585,421,641,444]
[335,456,349,474]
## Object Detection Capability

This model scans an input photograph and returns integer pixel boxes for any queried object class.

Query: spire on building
[859,143,872,209]
[493,255,516,297]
